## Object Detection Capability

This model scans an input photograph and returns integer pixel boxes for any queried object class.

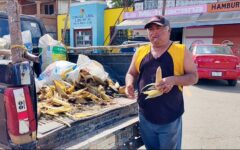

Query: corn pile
[37,69,126,122]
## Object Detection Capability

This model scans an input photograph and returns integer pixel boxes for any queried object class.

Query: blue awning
[115,11,240,30]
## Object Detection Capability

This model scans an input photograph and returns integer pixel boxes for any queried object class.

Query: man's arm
[125,52,139,99]
[174,48,198,86]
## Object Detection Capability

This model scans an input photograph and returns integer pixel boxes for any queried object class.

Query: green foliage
[111,0,134,8]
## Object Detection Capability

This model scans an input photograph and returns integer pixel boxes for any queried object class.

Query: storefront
[104,7,133,46]
[70,1,106,47]
[57,14,70,46]
[116,0,240,55]
[116,4,207,43]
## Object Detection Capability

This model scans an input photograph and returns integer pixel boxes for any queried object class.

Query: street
[182,80,240,149]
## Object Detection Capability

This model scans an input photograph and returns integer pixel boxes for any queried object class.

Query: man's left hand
[155,76,175,93]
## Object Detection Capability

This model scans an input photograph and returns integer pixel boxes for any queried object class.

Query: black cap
[144,15,170,29]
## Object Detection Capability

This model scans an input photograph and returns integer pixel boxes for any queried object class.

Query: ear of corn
[143,66,163,99]
[155,66,162,84]
[143,89,163,99]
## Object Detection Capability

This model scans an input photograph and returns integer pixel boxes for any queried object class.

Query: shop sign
[123,9,161,19]
[123,4,207,19]
[72,9,94,26]
[207,0,240,12]
[166,4,207,16]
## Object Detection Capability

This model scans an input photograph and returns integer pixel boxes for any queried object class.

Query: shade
[115,11,240,30]
[196,11,240,26]
[115,19,150,30]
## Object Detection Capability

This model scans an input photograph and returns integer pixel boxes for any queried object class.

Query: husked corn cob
[155,66,162,84]
[143,66,163,99]
[143,89,163,99]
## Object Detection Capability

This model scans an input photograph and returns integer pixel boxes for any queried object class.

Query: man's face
[147,24,170,46]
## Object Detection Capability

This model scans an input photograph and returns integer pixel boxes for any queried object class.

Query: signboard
[207,0,240,12]
[166,4,207,16]
[123,9,161,20]
[71,8,94,26]
[123,4,207,19]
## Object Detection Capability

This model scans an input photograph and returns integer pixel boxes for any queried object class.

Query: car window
[0,18,42,46]
[21,20,42,46]
[0,18,9,37]
[196,45,233,55]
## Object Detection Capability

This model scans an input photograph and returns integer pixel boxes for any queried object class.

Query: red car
[190,44,240,86]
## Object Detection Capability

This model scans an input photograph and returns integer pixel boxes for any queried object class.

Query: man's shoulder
[136,44,151,54]
[138,44,151,50]
[172,42,185,49]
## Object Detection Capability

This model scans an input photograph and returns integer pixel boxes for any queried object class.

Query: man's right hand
[125,84,135,99]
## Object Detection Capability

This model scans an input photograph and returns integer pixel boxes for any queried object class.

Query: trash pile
[36,56,126,122]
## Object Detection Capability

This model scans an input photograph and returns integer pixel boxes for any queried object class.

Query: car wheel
[227,80,237,86]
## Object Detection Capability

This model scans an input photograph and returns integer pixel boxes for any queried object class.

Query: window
[0,18,9,37]
[21,20,42,46]
[74,29,92,47]
[61,29,70,46]
[111,30,129,45]
[44,4,54,15]
[144,0,158,10]
[196,45,233,55]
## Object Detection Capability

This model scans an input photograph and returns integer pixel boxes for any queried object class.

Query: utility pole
[7,0,25,63]
[62,0,71,45]
[162,0,167,16]
[7,0,39,63]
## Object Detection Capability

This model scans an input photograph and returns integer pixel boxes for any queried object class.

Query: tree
[111,0,134,8]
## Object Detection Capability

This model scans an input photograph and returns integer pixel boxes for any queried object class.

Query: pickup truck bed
[37,98,140,149]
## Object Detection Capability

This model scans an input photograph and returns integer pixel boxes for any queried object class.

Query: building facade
[17,0,58,39]
[134,0,230,10]
[70,1,107,47]
[118,0,240,56]
[104,7,133,45]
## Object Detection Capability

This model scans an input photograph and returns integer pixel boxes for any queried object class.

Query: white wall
[183,26,214,49]
[58,0,69,14]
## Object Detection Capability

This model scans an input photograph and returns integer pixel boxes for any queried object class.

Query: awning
[115,19,149,30]
[195,11,240,26]
[167,14,201,28]
[115,11,240,30]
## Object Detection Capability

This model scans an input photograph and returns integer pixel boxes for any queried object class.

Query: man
[125,15,198,149]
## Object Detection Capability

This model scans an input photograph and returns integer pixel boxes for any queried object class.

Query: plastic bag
[38,60,77,85]
[3,30,33,53]
[65,66,81,83]
[0,38,10,49]
[76,54,108,81]
[38,34,67,71]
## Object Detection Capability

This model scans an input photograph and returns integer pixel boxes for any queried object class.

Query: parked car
[190,44,240,86]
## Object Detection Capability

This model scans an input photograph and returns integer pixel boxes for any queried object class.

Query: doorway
[171,28,183,43]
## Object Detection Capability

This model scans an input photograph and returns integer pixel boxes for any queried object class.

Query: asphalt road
[182,79,240,149]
